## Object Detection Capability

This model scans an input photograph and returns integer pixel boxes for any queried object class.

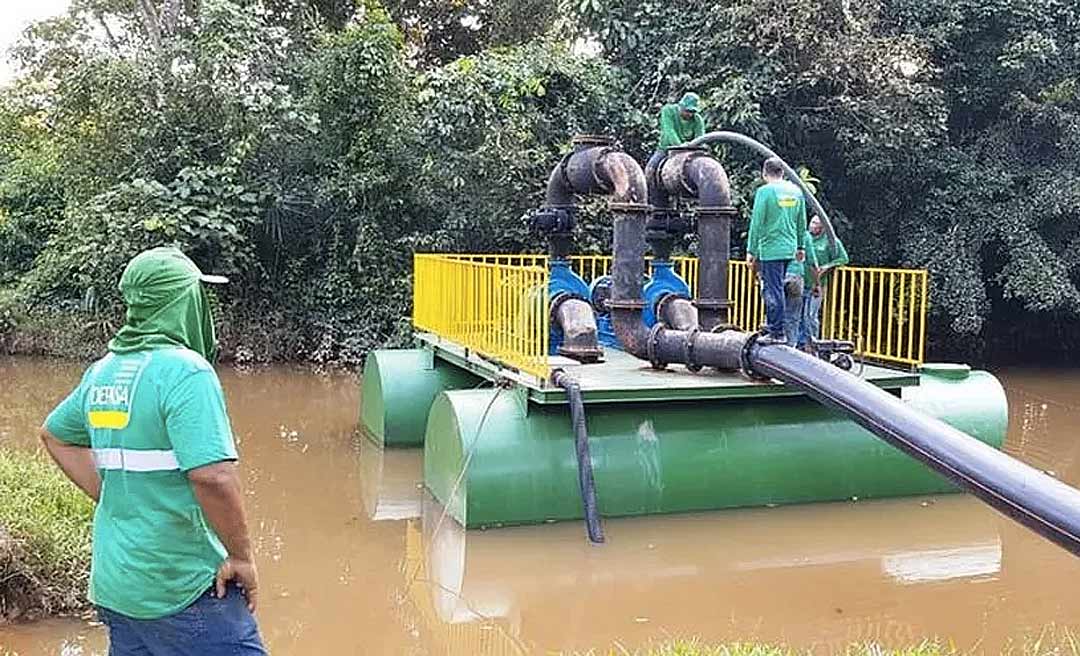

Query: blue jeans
[805,288,824,343]
[98,584,267,656]
[794,289,816,345]
[759,259,790,338]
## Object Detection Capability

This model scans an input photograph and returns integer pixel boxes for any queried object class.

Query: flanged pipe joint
[544,135,648,206]
[536,136,649,363]
[650,146,739,332]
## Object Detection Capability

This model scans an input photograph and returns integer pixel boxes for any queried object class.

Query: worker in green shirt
[784,231,819,349]
[807,214,850,341]
[645,92,706,186]
[747,156,808,345]
[40,247,267,656]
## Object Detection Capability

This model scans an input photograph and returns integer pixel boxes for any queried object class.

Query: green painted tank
[424,369,1008,528]
[361,349,479,447]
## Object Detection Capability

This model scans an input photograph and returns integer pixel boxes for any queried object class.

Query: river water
[1,357,1079,655]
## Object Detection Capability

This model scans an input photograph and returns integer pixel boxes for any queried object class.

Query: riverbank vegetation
[1,0,1079,365]
[0,448,93,621]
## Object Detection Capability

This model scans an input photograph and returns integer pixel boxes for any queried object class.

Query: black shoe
[757,333,786,346]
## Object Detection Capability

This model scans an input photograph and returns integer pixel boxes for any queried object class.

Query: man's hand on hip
[216,557,260,612]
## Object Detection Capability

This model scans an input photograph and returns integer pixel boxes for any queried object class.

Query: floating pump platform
[360,132,1080,556]
[363,334,1007,529]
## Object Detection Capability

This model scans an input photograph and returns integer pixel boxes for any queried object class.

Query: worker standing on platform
[645,92,706,183]
[807,214,850,342]
[747,157,808,345]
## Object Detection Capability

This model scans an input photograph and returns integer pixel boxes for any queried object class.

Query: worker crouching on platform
[747,157,809,345]
[645,92,706,178]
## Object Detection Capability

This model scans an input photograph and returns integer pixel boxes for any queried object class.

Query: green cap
[679,92,701,113]
[119,247,227,307]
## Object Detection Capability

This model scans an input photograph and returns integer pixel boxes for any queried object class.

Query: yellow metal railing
[725,261,929,367]
[414,254,929,372]
[414,254,550,379]
[823,265,929,367]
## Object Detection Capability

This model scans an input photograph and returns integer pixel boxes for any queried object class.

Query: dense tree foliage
[1,0,1077,363]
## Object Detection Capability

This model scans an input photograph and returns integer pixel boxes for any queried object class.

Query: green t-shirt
[811,231,850,285]
[658,103,705,150]
[747,180,808,262]
[45,347,237,620]
[786,231,820,288]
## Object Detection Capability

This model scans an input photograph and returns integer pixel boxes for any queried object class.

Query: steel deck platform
[414,332,919,405]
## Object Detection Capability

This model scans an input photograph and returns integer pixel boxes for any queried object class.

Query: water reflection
[359,435,424,521]
[409,496,1003,653]
[350,437,1017,654]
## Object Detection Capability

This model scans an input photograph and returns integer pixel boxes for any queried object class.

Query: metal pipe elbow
[685,155,733,209]
[596,151,648,204]
[553,296,604,363]
[611,307,652,360]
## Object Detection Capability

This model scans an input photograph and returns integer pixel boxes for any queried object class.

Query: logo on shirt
[86,353,150,430]
[778,196,799,208]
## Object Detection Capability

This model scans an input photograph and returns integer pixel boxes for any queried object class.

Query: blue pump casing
[642,261,691,328]
[548,260,592,356]
[591,261,692,350]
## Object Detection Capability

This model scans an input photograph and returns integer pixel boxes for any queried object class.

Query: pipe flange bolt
[694,298,731,311]
[572,134,617,148]
[608,202,651,214]
[647,323,667,370]
[683,328,703,372]
[741,332,771,381]
[696,206,739,218]
[607,299,646,311]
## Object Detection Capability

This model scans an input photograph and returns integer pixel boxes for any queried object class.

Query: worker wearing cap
[39,247,266,655]
[645,92,707,184]
[806,214,850,342]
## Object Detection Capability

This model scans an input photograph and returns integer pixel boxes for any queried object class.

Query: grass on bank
[0,447,93,621]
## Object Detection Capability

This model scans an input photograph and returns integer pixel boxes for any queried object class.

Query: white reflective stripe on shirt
[93,448,181,473]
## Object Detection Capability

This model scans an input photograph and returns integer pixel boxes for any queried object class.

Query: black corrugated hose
[553,370,605,544]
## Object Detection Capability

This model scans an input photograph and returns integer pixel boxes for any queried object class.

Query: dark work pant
[97,584,267,656]
[760,259,790,338]
[645,150,666,198]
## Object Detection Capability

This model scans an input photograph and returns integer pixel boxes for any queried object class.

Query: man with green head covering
[645,92,707,191]
[40,247,267,656]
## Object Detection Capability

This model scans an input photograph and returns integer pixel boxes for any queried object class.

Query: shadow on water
[2,361,1080,654]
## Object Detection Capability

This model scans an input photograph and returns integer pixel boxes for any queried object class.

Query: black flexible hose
[553,371,605,544]
[685,130,838,248]
[751,343,1080,556]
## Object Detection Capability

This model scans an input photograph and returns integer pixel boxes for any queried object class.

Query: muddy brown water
[1,357,1079,655]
